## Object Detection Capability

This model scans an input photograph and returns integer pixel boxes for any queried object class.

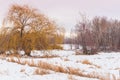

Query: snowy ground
[0,45,120,80]
[0,59,98,80]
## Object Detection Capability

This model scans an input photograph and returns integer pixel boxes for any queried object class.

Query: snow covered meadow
[1,1,120,80]
[0,45,120,80]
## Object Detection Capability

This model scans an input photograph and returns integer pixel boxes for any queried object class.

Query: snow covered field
[0,58,98,80]
[0,45,120,80]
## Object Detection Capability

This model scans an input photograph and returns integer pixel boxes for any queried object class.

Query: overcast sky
[0,0,120,34]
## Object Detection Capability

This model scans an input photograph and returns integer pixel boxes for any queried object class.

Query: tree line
[71,16,120,54]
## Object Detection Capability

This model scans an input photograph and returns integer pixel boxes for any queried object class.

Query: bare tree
[75,15,90,54]
[74,15,120,54]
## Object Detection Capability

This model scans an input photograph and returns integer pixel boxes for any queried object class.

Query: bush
[48,44,63,50]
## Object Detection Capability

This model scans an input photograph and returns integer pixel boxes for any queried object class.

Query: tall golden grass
[7,57,119,79]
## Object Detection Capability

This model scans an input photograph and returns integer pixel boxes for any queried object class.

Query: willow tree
[2,4,64,55]
[5,5,38,49]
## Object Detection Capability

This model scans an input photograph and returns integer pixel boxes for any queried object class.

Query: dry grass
[75,50,83,55]
[40,54,58,58]
[67,67,80,75]
[68,75,76,80]
[7,53,21,58]
[112,74,117,80]
[64,58,69,61]
[76,60,80,63]
[7,57,16,62]
[0,54,6,58]
[32,53,59,58]
[34,68,49,75]
[81,59,92,65]
[7,57,91,77]
[20,60,28,65]
[8,57,117,80]
[99,73,114,80]
[81,59,101,69]
[93,64,101,68]
[37,61,66,73]
[20,68,25,72]
[115,68,120,70]
[28,59,36,67]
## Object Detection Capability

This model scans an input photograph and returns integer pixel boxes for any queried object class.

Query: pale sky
[0,0,120,35]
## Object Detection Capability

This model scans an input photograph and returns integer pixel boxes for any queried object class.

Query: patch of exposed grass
[81,59,101,68]
[68,75,76,80]
[34,68,50,75]
[64,58,69,61]
[20,68,25,72]
[81,59,92,65]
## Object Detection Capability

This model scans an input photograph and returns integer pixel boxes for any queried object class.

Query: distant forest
[65,16,120,54]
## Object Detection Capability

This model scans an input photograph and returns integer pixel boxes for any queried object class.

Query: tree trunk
[20,27,24,50]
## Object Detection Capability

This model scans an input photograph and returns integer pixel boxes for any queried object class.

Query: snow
[31,50,74,57]
[0,59,98,80]
[9,51,120,80]
[60,44,82,50]
[1,44,120,80]
[18,50,25,55]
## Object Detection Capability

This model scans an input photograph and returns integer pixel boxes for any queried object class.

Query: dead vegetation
[81,59,92,65]
[79,59,101,69]
[20,68,25,72]
[68,75,76,80]
[34,54,59,58]
[6,57,113,79]
[34,68,50,75]
[62,58,70,61]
